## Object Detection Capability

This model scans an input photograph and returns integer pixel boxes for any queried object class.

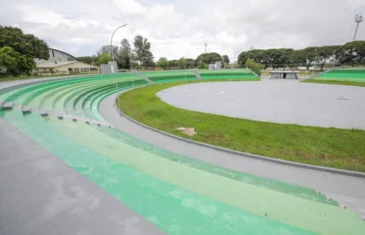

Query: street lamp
[110,24,127,114]
[353,14,363,41]
[183,52,190,81]
[111,24,127,64]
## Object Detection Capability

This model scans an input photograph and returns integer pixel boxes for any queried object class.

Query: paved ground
[100,93,365,219]
[0,119,164,235]
[1,76,365,234]
[0,78,165,235]
[157,79,365,129]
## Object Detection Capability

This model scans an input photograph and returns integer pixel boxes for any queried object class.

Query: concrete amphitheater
[1,70,365,235]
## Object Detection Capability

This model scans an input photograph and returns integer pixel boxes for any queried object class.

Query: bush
[198,62,208,69]
[0,46,35,76]
[245,59,264,76]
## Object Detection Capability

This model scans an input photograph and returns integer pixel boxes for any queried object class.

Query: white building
[35,61,99,75]
[34,48,99,75]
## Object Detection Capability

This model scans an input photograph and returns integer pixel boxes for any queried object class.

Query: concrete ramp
[193,69,202,80]
[133,70,153,84]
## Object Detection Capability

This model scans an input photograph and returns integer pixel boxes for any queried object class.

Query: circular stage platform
[157,80,365,129]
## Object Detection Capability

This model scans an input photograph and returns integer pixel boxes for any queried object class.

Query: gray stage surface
[157,79,365,129]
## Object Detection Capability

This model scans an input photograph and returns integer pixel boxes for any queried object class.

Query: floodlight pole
[184,52,190,81]
[130,52,134,88]
[205,43,207,54]
[353,14,363,41]
[110,24,127,114]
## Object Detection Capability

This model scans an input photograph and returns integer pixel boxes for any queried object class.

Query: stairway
[133,70,154,84]
[193,69,202,80]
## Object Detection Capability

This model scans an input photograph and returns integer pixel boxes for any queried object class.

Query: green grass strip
[119,81,365,172]
[302,79,365,87]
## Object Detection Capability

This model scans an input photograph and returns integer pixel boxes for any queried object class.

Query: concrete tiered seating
[1,72,364,235]
[198,69,258,80]
[140,70,197,83]
[313,69,365,82]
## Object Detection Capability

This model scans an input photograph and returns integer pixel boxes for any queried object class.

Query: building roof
[49,48,77,61]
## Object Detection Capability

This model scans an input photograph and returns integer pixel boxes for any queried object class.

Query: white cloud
[112,0,147,15]
[17,5,65,26]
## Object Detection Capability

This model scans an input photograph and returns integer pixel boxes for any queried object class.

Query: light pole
[110,24,127,113]
[111,24,127,64]
[184,52,190,81]
[353,14,363,41]
[130,52,135,89]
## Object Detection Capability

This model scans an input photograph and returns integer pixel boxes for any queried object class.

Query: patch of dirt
[176,127,197,136]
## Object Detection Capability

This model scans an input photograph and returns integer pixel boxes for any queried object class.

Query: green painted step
[48,118,365,235]
[2,111,314,235]
[92,124,337,206]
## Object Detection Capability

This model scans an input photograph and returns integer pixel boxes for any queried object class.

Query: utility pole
[205,42,207,54]
[353,14,363,41]
[110,24,127,113]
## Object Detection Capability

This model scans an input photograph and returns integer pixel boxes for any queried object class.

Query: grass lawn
[118,80,365,172]
[302,79,365,87]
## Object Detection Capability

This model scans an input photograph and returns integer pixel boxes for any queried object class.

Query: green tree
[238,51,249,67]
[185,58,196,68]
[156,57,168,69]
[302,47,318,70]
[317,46,338,70]
[167,59,178,68]
[198,62,208,69]
[341,41,365,66]
[177,57,189,69]
[117,39,132,69]
[97,53,112,65]
[196,52,222,65]
[245,58,264,76]
[290,50,306,68]
[0,46,35,76]
[279,49,294,69]
[0,26,49,60]
[238,50,265,68]
[97,45,119,59]
[222,55,230,65]
[133,35,154,69]
[77,56,97,64]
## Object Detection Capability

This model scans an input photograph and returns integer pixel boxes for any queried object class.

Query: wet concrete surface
[0,119,165,235]
[157,79,365,129]
[100,93,365,219]
[0,78,165,235]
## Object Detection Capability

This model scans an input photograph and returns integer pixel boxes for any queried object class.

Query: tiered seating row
[1,72,363,235]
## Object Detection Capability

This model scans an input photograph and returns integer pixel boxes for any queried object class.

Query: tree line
[78,35,231,70]
[155,53,230,70]
[238,40,365,71]
[78,35,155,70]
[0,26,49,76]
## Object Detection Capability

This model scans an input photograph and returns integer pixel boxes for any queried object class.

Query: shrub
[245,59,264,76]
[198,62,208,69]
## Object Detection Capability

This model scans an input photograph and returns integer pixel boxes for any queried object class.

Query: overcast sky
[1,0,365,62]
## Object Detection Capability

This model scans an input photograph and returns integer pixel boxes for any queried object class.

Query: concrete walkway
[0,119,164,235]
[0,78,165,235]
[99,93,365,219]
